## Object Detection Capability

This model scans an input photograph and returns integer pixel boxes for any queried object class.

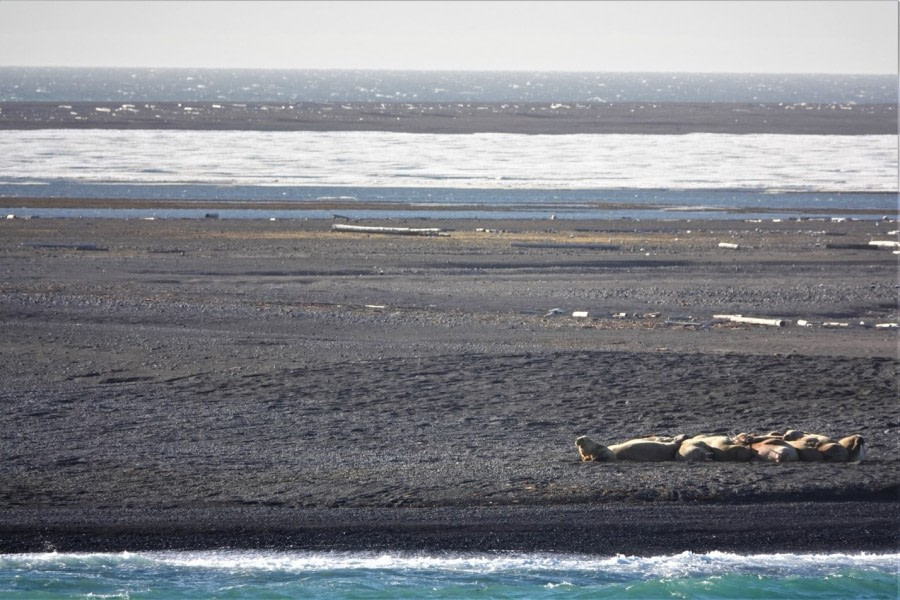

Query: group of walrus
[576,430,866,463]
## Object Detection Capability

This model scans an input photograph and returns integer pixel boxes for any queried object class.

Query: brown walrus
[819,441,851,461]
[787,440,826,461]
[838,434,866,462]
[784,430,863,462]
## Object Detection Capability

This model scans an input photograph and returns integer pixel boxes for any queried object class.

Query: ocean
[1,67,896,104]
[0,68,897,221]
[1,550,898,599]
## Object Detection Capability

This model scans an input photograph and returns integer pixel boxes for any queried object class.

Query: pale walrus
[750,439,799,463]
[607,438,683,461]
[575,436,615,462]
[677,435,755,462]
[677,440,714,461]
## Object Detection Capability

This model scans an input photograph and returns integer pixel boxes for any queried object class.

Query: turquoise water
[1,551,897,599]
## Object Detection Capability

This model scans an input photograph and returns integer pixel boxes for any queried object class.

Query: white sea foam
[0,130,896,192]
[4,550,895,579]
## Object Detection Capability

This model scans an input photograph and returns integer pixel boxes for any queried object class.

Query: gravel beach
[0,216,897,553]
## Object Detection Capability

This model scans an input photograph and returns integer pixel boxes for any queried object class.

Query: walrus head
[838,434,866,462]
[575,436,615,462]
[783,429,804,441]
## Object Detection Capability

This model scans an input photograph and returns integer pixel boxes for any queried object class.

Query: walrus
[819,441,850,461]
[575,436,615,462]
[784,430,834,447]
[784,431,863,461]
[838,434,866,462]
[575,436,683,461]
[637,434,690,444]
[750,439,799,463]
[677,435,755,462]
[735,432,782,445]
[607,438,683,461]
[788,440,826,461]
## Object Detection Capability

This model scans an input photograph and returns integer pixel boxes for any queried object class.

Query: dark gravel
[0,218,897,553]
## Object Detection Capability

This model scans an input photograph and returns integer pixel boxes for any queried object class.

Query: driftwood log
[713,314,786,327]
[331,224,448,236]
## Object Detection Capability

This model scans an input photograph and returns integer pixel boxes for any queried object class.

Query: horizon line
[0,65,897,77]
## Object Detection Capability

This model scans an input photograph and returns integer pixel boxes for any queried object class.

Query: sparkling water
[1,68,896,104]
[1,550,898,599]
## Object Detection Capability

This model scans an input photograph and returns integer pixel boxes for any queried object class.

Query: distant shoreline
[1,101,895,134]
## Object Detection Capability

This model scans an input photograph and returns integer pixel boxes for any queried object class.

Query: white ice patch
[0,130,896,192]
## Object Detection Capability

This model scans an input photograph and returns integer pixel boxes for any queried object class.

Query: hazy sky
[0,0,896,73]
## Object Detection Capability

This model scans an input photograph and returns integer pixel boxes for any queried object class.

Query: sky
[0,0,896,74]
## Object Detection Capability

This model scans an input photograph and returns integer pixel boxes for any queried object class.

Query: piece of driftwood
[824,243,881,250]
[868,240,900,249]
[510,242,620,250]
[664,316,706,327]
[713,314,786,327]
[22,242,108,252]
[717,242,740,250]
[332,224,447,236]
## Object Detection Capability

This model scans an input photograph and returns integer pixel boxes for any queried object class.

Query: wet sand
[1,101,896,134]
[0,217,897,553]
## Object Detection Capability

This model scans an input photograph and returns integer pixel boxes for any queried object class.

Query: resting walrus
[677,435,755,462]
[607,438,683,461]
[782,430,864,462]
[575,436,615,462]
[839,434,866,462]
[750,439,800,463]
[576,435,683,461]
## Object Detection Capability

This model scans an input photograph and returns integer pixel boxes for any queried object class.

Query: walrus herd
[576,430,866,463]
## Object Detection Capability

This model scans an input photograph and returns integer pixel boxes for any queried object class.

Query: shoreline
[1,502,897,554]
[1,195,897,216]
[1,218,897,555]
